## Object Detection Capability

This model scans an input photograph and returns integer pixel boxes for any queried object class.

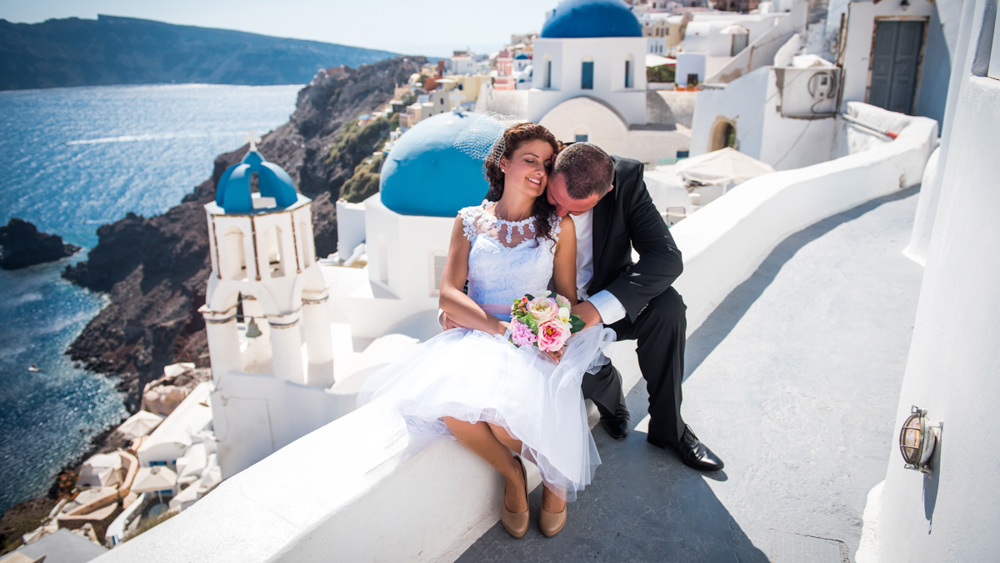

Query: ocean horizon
[0,82,302,514]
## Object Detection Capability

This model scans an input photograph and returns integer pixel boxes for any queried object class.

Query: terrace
[95,103,935,562]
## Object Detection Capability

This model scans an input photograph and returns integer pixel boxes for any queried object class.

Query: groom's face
[547,173,604,217]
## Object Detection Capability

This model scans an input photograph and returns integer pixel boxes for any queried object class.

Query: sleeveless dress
[358,202,614,500]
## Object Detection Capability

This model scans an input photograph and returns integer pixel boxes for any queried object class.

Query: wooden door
[869,20,924,114]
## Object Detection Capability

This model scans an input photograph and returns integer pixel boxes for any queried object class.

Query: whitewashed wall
[539,96,691,163]
[691,65,841,170]
[707,2,807,85]
[210,372,358,479]
[839,0,936,112]
[95,105,937,563]
[675,52,708,87]
[683,15,780,57]
[351,194,456,339]
[530,37,648,125]
[860,0,1000,559]
[335,200,366,259]
[690,67,772,158]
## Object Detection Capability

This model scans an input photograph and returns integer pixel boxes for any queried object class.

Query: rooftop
[460,187,922,561]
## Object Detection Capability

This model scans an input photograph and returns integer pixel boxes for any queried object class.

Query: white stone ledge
[97,103,938,562]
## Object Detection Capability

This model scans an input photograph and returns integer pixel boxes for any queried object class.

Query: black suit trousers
[582,286,687,443]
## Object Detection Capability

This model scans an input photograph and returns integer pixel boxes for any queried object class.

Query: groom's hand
[571,301,603,329]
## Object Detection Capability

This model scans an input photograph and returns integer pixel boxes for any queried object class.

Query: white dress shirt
[571,210,627,325]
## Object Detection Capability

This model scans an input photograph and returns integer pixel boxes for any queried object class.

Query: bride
[360,123,611,538]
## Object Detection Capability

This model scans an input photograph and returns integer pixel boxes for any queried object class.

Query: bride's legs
[541,483,567,513]
[487,422,566,514]
[486,422,523,453]
[443,417,527,513]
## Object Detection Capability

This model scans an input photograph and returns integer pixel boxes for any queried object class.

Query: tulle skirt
[358,325,614,501]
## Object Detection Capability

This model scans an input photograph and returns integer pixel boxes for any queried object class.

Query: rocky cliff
[63,56,424,411]
[0,218,80,269]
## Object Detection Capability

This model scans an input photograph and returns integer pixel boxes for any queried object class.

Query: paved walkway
[460,188,923,562]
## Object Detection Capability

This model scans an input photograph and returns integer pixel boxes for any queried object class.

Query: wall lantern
[899,406,940,473]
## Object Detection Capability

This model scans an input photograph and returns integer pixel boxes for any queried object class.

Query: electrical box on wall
[775,67,842,118]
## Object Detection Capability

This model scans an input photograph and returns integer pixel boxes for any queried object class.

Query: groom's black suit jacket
[588,156,684,320]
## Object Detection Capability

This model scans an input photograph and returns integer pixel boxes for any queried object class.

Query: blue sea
[0,83,302,514]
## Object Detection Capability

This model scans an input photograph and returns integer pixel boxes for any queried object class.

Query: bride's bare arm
[552,215,578,304]
[439,216,508,336]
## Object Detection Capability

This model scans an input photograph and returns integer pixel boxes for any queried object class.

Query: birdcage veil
[452,110,525,163]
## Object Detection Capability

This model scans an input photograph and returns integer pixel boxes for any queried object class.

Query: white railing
[95,104,938,563]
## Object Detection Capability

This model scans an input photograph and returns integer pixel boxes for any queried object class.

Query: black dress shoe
[598,407,630,440]
[648,425,724,472]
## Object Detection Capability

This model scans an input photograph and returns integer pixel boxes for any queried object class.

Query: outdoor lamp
[899,405,940,473]
[245,317,263,338]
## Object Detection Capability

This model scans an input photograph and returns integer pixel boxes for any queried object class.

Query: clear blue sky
[0,0,556,57]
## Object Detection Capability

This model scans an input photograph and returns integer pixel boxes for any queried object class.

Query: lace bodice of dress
[460,201,562,309]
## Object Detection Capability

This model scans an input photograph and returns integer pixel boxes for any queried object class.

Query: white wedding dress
[359,201,613,500]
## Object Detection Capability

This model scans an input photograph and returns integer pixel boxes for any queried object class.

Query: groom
[548,142,723,472]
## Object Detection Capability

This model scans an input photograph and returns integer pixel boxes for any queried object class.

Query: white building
[199,145,353,479]
[675,8,800,87]
[529,0,650,126]
[856,0,1000,558]
[830,0,955,126]
[688,0,953,170]
[332,111,504,339]
[479,0,693,163]
[641,12,685,56]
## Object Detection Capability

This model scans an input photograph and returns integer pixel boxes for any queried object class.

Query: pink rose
[510,320,537,347]
[537,318,571,352]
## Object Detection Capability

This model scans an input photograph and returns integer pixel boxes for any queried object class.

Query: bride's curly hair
[483,123,560,242]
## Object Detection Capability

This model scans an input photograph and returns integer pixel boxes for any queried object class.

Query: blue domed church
[334,111,509,339]
[529,0,648,127]
[511,0,690,164]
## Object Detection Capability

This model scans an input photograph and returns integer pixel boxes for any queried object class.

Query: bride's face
[500,139,554,199]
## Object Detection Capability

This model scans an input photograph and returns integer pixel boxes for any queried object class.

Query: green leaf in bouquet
[569,315,586,334]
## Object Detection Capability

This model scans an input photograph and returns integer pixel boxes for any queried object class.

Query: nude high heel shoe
[501,456,529,538]
[539,488,567,537]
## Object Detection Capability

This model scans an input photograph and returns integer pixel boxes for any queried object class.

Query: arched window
[709,119,737,151]
[581,56,594,90]
[625,55,634,88]
[545,55,552,89]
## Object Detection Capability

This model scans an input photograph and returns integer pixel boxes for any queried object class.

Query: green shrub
[647,65,676,83]
[340,153,386,203]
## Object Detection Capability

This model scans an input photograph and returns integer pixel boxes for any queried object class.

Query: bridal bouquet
[509,292,587,353]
